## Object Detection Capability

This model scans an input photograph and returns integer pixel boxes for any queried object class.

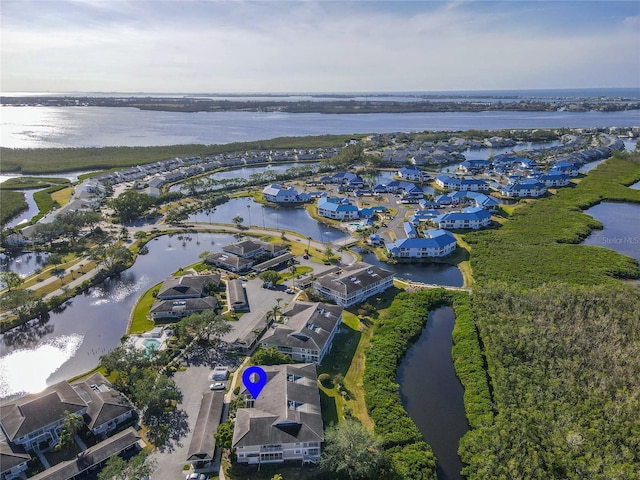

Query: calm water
[188,198,464,286]
[0,251,50,278]
[2,106,639,148]
[188,198,347,244]
[0,232,238,398]
[397,306,468,480]
[582,202,640,263]
[169,162,318,193]
[3,189,42,228]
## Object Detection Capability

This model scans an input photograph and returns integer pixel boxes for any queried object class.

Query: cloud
[1,0,638,92]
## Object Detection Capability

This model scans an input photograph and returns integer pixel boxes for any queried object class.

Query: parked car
[285,288,295,294]
[185,474,206,480]
[212,365,230,380]
[210,382,225,390]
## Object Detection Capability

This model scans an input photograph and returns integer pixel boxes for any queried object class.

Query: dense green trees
[458,153,640,478]
[250,346,292,366]
[451,293,493,429]
[459,283,640,479]
[97,450,156,480]
[363,289,448,479]
[179,310,231,343]
[320,419,389,480]
[110,190,153,223]
[100,344,179,446]
[90,244,134,274]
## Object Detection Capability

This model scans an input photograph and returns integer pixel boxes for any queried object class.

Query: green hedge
[451,292,493,429]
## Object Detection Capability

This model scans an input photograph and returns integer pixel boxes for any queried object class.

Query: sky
[1,0,639,93]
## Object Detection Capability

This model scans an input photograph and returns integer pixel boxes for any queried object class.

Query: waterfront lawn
[50,186,73,207]
[129,282,161,334]
[316,310,376,429]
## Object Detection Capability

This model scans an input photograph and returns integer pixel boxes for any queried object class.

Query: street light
[247,204,251,226]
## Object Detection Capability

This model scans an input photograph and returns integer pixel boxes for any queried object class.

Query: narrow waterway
[397,306,468,480]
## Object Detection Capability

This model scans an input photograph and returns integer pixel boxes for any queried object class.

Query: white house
[317,197,359,221]
[433,207,492,230]
[538,171,571,187]
[312,263,395,307]
[385,229,457,259]
[262,184,301,203]
[233,364,323,465]
[398,166,429,182]
[436,175,490,191]
[500,181,547,198]
[260,301,342,364]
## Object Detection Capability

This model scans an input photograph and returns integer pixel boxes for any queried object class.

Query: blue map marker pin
[242,366,268,399]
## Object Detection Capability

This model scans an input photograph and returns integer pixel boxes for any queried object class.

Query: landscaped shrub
[318,373,332,387]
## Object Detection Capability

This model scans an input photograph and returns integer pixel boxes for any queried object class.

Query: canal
[397,306,468,480]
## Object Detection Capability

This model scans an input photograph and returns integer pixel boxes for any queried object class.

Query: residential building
[71,373,135,436]
[260,302,343,364]
[0,381,87,451]
[397,166,429,182]
[436,175,490,191]
[458,159,490,173]
[228,279,248,311]
[433,206,492,230]
[316,197,359,221]
[156,274,220,300]
[151,274,219,319]
[233,364,323,465]
[537,171,571,187]
[403,222,418,238]
[150,297,218,320]
[262,184,301,203]
[500,180,547,198]
[0,441,30,480]
[312,263,395,307]
[385,229,457,259]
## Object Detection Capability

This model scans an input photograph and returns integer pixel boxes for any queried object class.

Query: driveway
[150,344,238,480]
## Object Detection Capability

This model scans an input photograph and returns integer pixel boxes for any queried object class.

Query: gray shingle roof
[261,301,342,352]
[71,373,135,430]
[312,262,395,297]
[150,296,217,316]
[232,364,323,448]
[157,274,220,299]
[187,391,225,461]
[29,427,142,480]
[0,381,87,441]
[0,440,30,474]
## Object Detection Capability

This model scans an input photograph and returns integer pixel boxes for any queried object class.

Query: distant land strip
[2,96,639,113]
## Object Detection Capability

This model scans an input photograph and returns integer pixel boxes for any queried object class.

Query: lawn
[50,186,73,207]
[317,311,374,429]
[128,282,161,334]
